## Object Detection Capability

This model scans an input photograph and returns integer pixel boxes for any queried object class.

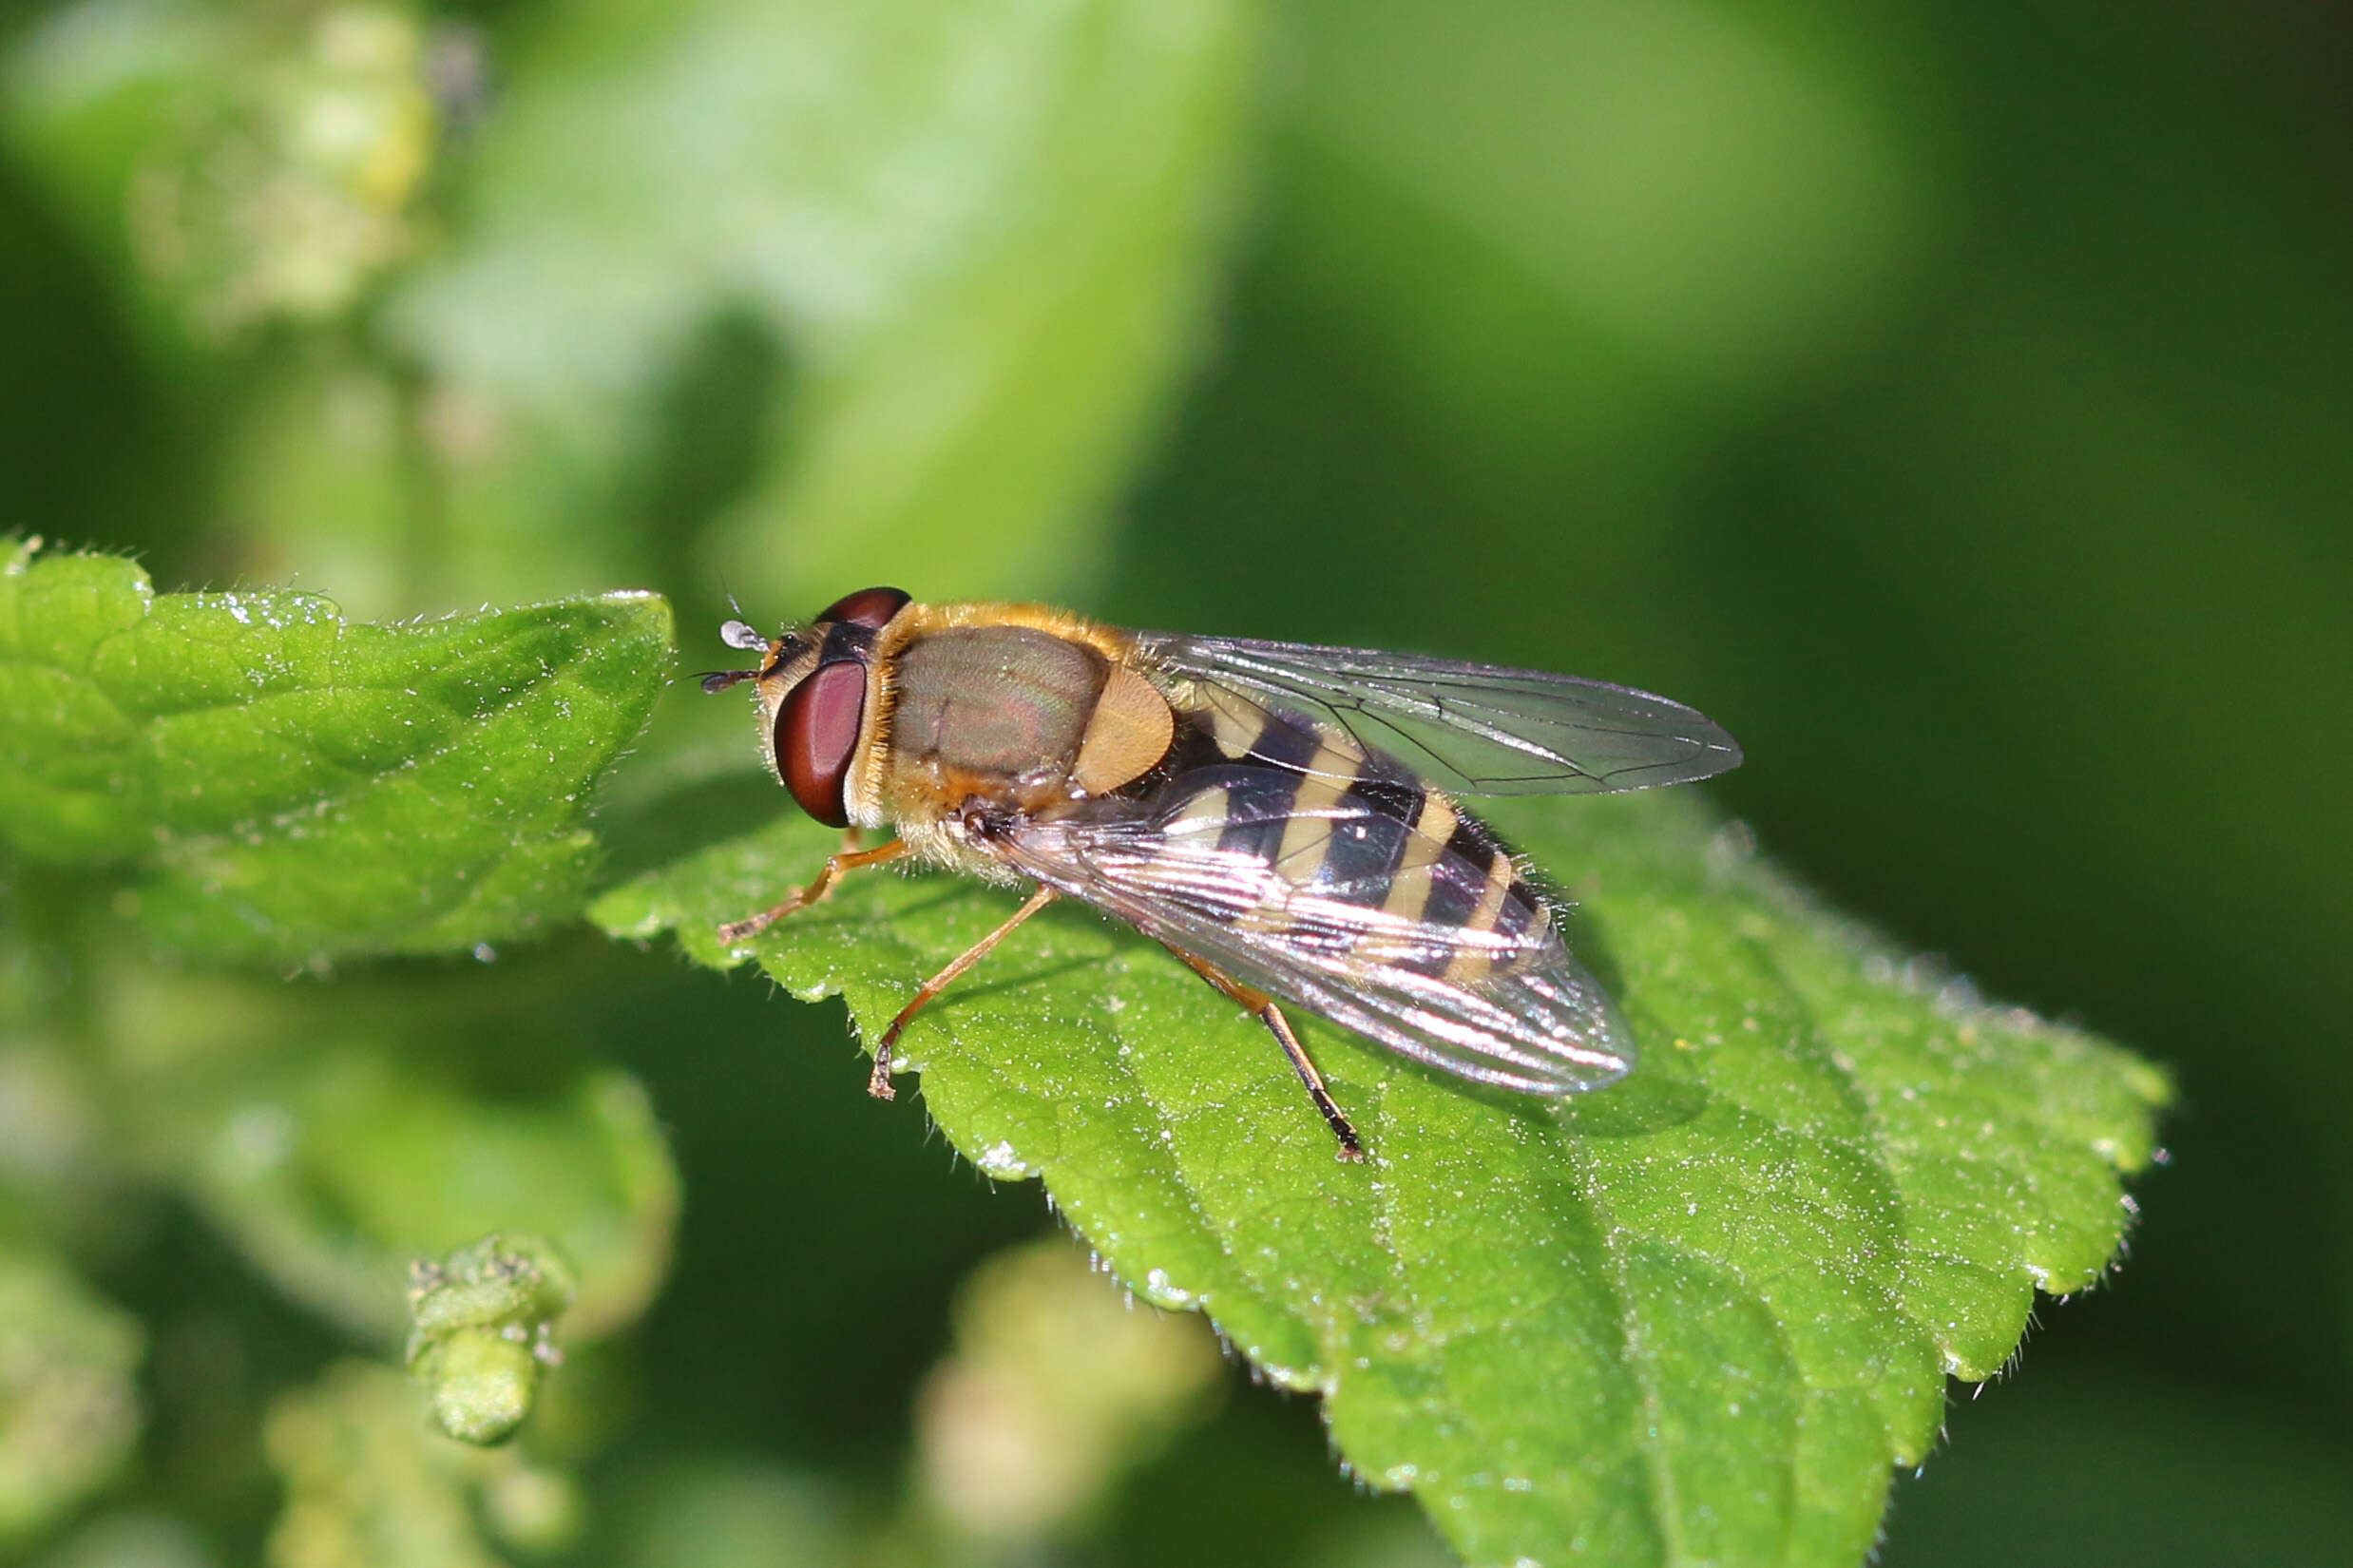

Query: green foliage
[266,1359,579,1568]
[0,542,681,1462]
[911,1235,1225,1545]
[0,543,672,964]
[176,1040,677,1344]
[0,1252,143,1541]
[596,782,2167,1567]
[0,0,437,341]
[7,0,2311,1556]
[383,0,1255,614]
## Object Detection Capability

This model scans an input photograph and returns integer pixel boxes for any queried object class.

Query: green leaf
[592,783,2167,1567]
[0,544,672,964]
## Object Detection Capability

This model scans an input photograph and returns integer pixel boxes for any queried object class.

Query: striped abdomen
[1138,699,1553,985]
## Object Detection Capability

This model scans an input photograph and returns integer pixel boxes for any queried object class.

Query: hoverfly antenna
[699,668,758,695]
[719,619,768,652]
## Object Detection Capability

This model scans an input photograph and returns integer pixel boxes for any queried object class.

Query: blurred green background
[3,0,2349,1563]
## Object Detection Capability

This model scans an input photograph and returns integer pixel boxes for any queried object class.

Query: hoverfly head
[760,588,909,828]
[705,591,913,825]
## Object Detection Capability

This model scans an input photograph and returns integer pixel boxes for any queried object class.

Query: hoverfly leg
[868,886,1060,1101]
[1258,1004,1367,1162]
[1160,947,1366,1162]
[717,832,903,946]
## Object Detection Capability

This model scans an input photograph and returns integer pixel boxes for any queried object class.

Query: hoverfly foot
[717,901,796,946]
[863,887,1058,1105]
[718,889,823,944]
[1155,945,1372,1164]
[868,1023,904,1100]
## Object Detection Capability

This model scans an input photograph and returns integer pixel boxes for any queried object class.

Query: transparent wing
[997,778,1635,1096]
[1138,632,1742,796]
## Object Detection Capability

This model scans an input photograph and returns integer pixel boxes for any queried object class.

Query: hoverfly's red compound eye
[775,660,867,828]
[814,586,910,630]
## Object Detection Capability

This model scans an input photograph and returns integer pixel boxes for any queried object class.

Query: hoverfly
[701,588,1740,1160]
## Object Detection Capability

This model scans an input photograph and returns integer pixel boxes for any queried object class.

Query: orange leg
[718,831,906,946]
[1162,946,1365,1162]
[868,886,1060,1100]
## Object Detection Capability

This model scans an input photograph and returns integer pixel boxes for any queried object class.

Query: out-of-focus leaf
[1278,0,1917,399]
[0,0,438,341]
[219,361,420,625]
[593,787,2166,1567]
[182,1044,674,1344]
[619,1463,852,1568]
[0,1252,143,1542]
[914,1236,1223,1542]
[0,545,671,964]
[265,1361,516,1568]
[389,0,1256,612]
[25,1511,218,1568]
